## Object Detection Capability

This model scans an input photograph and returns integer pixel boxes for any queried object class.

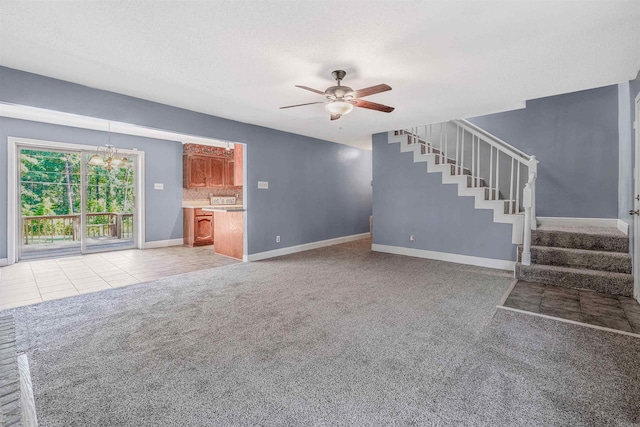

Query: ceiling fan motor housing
[325,85,354,100]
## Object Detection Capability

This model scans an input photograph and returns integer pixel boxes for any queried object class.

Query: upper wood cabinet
[226,160,235,188]
[234,144,243,186]
[184,155,208,188]
[183,144,241,189]
[208,157,225,188]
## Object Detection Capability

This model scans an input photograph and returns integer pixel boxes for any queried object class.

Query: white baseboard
[244,233,370,262]
[0,258,7,267]
[617,219,630,236]
[371,244,515,271]
[537,217,629,235]
[144,238,184,249]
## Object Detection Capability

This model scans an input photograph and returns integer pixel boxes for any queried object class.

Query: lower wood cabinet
[183,208,214,247]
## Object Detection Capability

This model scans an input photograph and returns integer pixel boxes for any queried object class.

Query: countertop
[202,206,245,212]
[182,202,244,212]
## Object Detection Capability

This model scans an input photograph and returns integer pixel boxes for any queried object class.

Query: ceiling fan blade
[280,102,325,109]
[330,114,341,121]
[353,99,395,113]
[295,85,326,95]
[353,84,392,98]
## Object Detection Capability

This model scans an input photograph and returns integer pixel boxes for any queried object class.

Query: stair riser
[518,247,632,274]
[532,230,628,253]
[449,164,471,176]
[467,176,486,188]
[516,264,633,297]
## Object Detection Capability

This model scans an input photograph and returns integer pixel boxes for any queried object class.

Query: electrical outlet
[276,235,281,243]
[410,235,416,242]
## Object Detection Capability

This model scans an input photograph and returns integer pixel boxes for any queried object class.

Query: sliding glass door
[19,148,82,259]
[18,145,138,260]
[82,151,137,253]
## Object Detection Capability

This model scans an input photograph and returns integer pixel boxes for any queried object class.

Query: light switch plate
[154,183,164,190]
[258,181,269,189]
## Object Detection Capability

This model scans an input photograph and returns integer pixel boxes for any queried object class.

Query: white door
[634,93,640,302]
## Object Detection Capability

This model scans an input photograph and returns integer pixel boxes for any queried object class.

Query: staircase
[387,119,537,244]
[387,120,633,298]
[516,225,634,296]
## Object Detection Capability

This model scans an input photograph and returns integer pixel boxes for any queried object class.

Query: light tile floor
[0,246,239,310]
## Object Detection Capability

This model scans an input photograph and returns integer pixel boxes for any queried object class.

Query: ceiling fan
[280,70,394,121]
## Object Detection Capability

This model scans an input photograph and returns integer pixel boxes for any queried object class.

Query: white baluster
[444,122,448,166]
[477,137,481,187]
[460,129,465,175]
[471,135,475,185]
[489,146,493,197]
[455,125,460,175]
[495,149,500,200]
[439,123,443,163]
[516,161,521,213]
[509,157,514,206]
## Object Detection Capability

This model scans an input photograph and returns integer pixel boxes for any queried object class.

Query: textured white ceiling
[1,1,639,149]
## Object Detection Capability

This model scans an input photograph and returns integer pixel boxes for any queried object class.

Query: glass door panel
[83,152,136,253]
[19,148,82,260]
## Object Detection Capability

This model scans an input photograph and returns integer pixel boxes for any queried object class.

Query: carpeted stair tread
[537,224,626,236]
[515,262,633,296]
[518,245,632,274]
[532,227,628,253]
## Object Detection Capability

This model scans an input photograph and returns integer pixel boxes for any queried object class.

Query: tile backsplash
[183,187,242,202]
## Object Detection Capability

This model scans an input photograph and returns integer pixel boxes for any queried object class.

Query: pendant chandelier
[87,121,133,171]
[87,144,133,171]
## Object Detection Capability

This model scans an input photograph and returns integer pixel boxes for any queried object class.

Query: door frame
[7,136,145,264]
[634,92,640,302]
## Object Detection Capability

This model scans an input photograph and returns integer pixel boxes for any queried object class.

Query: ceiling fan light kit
[325,101,353,116]
[281,70,394,121]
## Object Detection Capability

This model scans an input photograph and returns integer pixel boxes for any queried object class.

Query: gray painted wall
[372,132,516,261]
[0,67,372,259]
[469,85,619,219]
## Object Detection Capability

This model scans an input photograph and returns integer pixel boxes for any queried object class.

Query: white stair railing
[401,118,538,246]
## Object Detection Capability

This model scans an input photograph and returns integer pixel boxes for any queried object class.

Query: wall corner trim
[244,233,370,262]
[371,244,516,271]
[0,258,7,267]
[617,219,630,236]
[143,238,184,249]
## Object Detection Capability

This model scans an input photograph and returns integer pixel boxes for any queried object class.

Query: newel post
[527,156,537,230]
[521,173,535,266]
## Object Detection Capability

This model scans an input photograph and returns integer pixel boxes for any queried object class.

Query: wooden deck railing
[22,213,133,244]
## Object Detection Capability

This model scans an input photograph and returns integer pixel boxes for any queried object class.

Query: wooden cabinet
[234,144,243,186]
[208,157,225,187]
[183,208,214,247]
[185,155,209,188]
[183,144,242,189]
[213,211,244,260]
[226,160,235,187]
